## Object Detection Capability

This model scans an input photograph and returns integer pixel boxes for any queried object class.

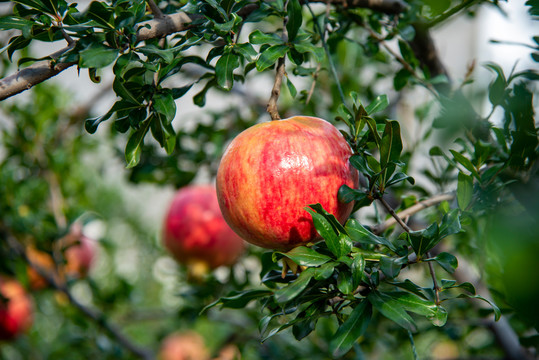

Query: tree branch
[314,0,407,14]
[4,233,154,360]
[0,12,193,101]
[373,193,455,234]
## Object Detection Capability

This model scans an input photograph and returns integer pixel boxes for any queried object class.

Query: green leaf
[277,246,332,267]
[275,268,315,304]
[406,222,440,257]
[365,94,389,115]
[456,294,501,321]
[215,53,240,90]
[390,280,429,299]
[202,289,273,312]
[380,120,403,170]
[432,252,458,274]
[313,262,336,280]
[438,209,461,239]
[368,291,416,331]
[337,185,372,209]
[337,271,354,295]
[351,253,365,288]
[305,208,340,257]
[125,118,152,168]
[152,91,176,124]
[234,42,257,60]
[386,172,415,188]
[346,219,397,252]
[0,16,34,30]
[79,43,119,68]
[485,62,507,106]
[364,117,381,149]
[394,68,411,90]
[449,150,480,179]
[256,44,288,71]
[248,30,284,45]
[292,42,324,61]
[286,76,297,97]
[390,291,447,327]
[286,0,302,42]
[329,301,372,357]
[380,256,404,279]
[349,154,375,176]
[457,172,473,210]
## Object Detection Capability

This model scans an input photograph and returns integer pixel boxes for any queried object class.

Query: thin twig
[305,63,321,104]
[366,27,439,97]
[426,251,440,304]
[4,234,154,360]
[305,1,346,104]
[377,195,441,305]
[266,0,290,120]
[377,196,412,233]
[147,0,164,19]
[374,193,455,234]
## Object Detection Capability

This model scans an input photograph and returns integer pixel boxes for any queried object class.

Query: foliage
[0,0,538,359]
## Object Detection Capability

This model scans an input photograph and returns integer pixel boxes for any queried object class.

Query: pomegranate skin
[216,116,358,251]
[163,185,246,269]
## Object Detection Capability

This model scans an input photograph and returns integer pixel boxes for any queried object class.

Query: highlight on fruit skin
[216,116,359,251]
[162,185,246,271]
[0,277,33,341]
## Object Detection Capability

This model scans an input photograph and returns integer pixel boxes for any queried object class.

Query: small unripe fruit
[216,116,358,250]
[0,277,33,341]
[162,185,246,270]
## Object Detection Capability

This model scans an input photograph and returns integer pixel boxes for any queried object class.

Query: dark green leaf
[380,256,403,279]
[390,280,429,299]
[215,53,240,90]
[305,208,340,257]
[390,291,447,326]
[449,150,480,179]
[386,172,415,187]
[152,91,176,124]
[256,44,288,71]
[346,219,396,252]
[457,172,473,210]
[365,94,389,115]
[380,120,403,170]
[286,76,297,97]
[407,222,440,257]
[438,209,461,239]
[248,29,284,45]
[125,118,151,168]
[203,289,273,312]
[456,294,501,321]
[286,0,302,42]
[394,68,411,90]
[293,42,324,61]
[277,246,332,267]
[0,16,33,30]
[368,291,416,331]
[313,262,336,280]
[337,271,354,295]
[275,268,315,304]
[351,253,365,288]
[432,252,458,274]
[329,301,372,357]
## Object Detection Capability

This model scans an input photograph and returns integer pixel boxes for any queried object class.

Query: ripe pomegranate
[216,116,358,250]
[162,185,245,270]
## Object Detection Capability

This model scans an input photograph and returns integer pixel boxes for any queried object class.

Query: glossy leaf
[380,120,403,170]
[365,94,389,115]
[215,53,240,90]
[432,252,458,274]
[79,44,119,69]
[275,268,315,304]
[329,301,372,357]
[203,289,273,312]
[256,44,288,71]
[286,0,302,42]
[125,118,151,168]
[248,29,284,45]
[346,219,396,252]
[277,246,332,267]
[368,291,416,331]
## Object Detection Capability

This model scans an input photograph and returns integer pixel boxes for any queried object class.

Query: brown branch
[378,196,412,233]
[374,193,455,234]
[5,233,154,360]
[147,0,164,19]
[267,57,286,121]
[266,0,290,121]
[314,0,407,14]
[0,12,193,101]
